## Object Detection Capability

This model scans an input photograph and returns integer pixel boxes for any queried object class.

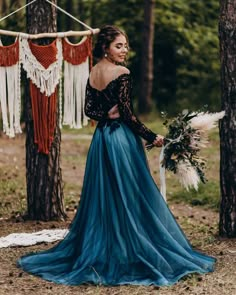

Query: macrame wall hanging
[62,36,92,129]
[0,37,22,138]
[0,35,93,154]
[20,37,63,154]
[0,0,99,155]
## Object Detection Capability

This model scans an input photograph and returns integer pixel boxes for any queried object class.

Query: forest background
[0,0,220,115]
[1,1,235,295]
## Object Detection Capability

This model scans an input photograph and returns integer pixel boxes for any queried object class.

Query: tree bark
[10,0,21,8]
[25,0,66,221]
[0,0,7,14]
[138,0,155,114]
[219,0,236,237]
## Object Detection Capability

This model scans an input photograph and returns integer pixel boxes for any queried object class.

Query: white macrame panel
[6,65,22,137]
[15,60,22,134]
[20,37,63,96]
[0,229,68,248]
[0,66,9,135]
[81,59,89,126]
[63,58,89,129]
[0,64,22,137]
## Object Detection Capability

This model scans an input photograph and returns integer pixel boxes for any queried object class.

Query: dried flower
[189,111,225,130]
[176,160,200,191]
[148,109,225,192]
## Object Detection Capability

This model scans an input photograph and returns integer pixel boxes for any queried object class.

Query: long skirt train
[17,120,216,286]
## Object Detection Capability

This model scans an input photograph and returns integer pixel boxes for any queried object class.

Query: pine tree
[25,0,66,221]
[219,0,236,237]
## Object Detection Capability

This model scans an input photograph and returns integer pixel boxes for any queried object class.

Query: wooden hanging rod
[0,28,100,39]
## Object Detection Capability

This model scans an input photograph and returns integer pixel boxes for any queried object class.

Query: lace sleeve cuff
[117,74,157,143]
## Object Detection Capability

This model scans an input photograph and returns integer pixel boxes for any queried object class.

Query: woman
[17,25,216,286]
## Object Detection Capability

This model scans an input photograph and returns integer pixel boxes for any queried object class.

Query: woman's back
[89,61,129,91]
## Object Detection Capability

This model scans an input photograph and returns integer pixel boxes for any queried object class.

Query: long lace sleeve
[117,74,157,143]
[84,83,107,121]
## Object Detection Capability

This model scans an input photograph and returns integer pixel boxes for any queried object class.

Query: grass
[145,123,221,211]
[168,181,220,210]
[0,167,26,218]
[63,183,82,209]
[62,123,96,135]
[169,128,220,210]
[1,119,236,295]
[0,116,221,218]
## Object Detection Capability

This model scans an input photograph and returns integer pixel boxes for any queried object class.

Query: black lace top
[85,73,157,143]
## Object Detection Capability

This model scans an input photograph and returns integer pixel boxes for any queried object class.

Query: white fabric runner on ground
[0,229,68,248]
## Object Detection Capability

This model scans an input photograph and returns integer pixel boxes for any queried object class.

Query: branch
[0,28,100,39]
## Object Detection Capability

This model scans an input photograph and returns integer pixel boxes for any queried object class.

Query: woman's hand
[152,135,164,147]
[108,104,120,119]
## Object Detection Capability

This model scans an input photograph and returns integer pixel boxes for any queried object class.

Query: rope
[45,0,93,31]
[0,0,37,23]
[0,0,93,33]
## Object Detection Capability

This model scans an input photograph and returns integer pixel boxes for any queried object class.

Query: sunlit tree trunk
[10,0,21,8]
[219,0,236,237]
[0,0,7,14]
[138,0,155,113]
[25,0,66,221]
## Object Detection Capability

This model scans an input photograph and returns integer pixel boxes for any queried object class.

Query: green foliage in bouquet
[161,110,207,184]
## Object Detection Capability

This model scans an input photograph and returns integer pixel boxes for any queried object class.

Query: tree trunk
[0,0,7,14]
[138,0,155,114]
[219,0,236,237]
[10,0,21,8]
[65,0,74,31]
[25,0,66,221]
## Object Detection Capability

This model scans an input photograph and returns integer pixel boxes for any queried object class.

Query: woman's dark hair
[93,25,128,59]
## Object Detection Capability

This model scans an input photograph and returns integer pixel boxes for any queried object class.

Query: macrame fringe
[0,35,93,145]
[62,36,92,68]
[0,38,22,137]
[20,37,63,96]
[30,82,57,154]
[21,38,62,154]
[63,59,89,128]
[62,37,91,129]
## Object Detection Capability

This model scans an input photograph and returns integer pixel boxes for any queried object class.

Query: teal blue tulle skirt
[17,120,216,286]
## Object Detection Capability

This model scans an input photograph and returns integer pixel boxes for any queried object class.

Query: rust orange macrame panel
[62,36,92,67]
[0,38,19,66]
[28,39,59,154]
[29,39,58,69]
[30,82,57,154]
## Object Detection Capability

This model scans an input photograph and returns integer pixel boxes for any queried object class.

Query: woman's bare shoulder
[116,66,130,76]
[112,66,130,82]
[90,64,98,75]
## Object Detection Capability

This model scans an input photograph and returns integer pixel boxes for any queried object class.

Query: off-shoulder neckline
[88,73,130,92]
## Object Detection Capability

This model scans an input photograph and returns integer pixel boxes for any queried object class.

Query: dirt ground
[0,133,235,295]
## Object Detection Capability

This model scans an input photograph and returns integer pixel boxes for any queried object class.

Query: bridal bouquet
[147,109,225,195]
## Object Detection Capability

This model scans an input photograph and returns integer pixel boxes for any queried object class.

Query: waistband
[97,118,122,133]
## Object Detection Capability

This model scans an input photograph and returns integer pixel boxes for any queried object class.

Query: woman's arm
[117,74,158,144]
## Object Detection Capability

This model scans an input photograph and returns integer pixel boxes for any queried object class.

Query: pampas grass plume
[176,160,200,191]
[190,111,225,131]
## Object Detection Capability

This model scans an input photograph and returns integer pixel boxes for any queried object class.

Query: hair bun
[93,25,128,59]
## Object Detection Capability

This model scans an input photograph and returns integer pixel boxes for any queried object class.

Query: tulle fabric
[17,121,216,286]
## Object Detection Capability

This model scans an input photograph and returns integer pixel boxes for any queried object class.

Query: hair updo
[93,25,128,59]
